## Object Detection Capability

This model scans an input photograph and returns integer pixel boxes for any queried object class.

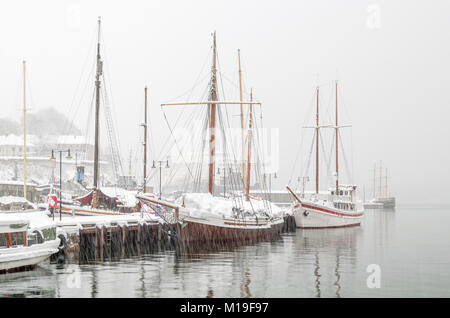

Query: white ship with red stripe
[289,185,363,229]
[286,82,364,228]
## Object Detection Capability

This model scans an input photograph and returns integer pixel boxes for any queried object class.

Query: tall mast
[373,162,376,199]
[379,160,382,198]
[93,17,102,208]
[315,86,319,194]
[238,49,246,194]
[335,80,339,195]
[143,86,148,193]
[245,89,253,201]
[385,167,388,198]
[208,31,218,195]
[23,60,27,200]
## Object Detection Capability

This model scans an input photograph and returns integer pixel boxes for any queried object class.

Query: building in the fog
[0,180,42,203]
[0,135,35,157]
[0,134,94,159]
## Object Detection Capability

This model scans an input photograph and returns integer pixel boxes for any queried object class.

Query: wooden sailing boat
[287,81,364,228]
[139,32,284,247]
[60,18,133,216]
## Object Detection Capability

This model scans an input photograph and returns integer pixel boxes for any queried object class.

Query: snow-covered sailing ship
[139,32,284,246]
[287,82,364,228]
[57,18,139,217]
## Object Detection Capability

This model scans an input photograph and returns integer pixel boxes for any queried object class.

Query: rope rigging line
[152,70,211,176]
[163,83,210,190]
[288,90,319,187]
[339,130,353,184]
[251,107,273,214]
[161,109,195,182]
[160,85,210,191]
[64,26,97,137]
[301,130,316,191]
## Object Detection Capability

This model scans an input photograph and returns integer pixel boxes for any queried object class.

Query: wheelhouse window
[10,232,25,246]
[0,234,7,247]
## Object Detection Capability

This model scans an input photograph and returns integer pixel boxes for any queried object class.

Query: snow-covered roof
[0,196,31,205]
[56,135,90,145]
[0,211,56,232]
[0,134,34,147]
[0,134,92,146]
[0,180,39,187]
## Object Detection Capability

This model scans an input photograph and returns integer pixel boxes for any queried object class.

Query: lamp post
[152,159,169,200]
[51,149,72,221]
[264,172,277,201]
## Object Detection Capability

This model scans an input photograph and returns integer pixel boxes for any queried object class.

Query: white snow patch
[177,193,285,219]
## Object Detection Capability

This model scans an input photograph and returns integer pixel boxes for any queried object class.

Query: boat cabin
[0,217,29,248]
[333,201,356,211]
[329,185,357,200]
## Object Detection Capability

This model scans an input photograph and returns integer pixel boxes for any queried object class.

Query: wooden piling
[99,226,104,262]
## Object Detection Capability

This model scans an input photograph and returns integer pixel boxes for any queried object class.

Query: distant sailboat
[364,161,396,209]
[287,81,364,228]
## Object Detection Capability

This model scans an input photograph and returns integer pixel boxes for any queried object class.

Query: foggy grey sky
[0,0,449,204]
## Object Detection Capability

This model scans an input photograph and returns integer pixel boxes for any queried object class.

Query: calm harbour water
[1,205,450,298]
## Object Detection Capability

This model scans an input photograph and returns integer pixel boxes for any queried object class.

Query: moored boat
[286,81,364,228]
[137,33,284,246]
[288,185,363,229]
[51,18,139,218]
[0,215,60,273]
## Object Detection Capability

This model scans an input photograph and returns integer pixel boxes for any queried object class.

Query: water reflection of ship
[297,227,361,298]
[240,265,251,298]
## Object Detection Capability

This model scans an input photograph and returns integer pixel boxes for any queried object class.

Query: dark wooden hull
[178,219,284,251]
[0,264,36,275]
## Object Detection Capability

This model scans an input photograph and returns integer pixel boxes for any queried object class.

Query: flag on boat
[46,194,57,209]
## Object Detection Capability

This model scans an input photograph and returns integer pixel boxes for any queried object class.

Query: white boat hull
[0,239,60,273]
[292,202,363,229]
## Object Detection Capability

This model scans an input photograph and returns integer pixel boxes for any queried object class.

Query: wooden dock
[61,213,296,262]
